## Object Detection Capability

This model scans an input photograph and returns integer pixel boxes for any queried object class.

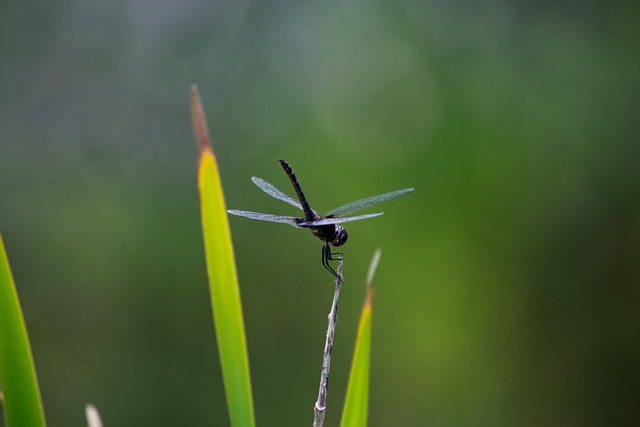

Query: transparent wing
[227,209,301,227]
[251,176,302,210]
[298,212,384,227]
[326,188,414,217]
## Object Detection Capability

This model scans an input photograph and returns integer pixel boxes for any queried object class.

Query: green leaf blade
[191,86,256,427]
[0,233,47,427]
[340,297,372,427]
[340,249,381,427]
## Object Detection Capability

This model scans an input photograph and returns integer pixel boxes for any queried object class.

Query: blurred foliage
[1,0,639,426]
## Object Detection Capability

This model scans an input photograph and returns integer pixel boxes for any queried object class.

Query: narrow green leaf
[340,249,381,427]
[191,85,256,427]
[0,233,47,427]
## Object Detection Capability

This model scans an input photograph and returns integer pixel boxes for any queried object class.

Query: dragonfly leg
[322,244,338,277]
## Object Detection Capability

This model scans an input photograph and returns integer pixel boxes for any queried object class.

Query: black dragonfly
[228,159,414,277]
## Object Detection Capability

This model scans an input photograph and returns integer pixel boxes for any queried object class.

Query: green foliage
[192,86,256,427]
[340,304,371,427]
[341,250,380,427]
[0,233,46,427]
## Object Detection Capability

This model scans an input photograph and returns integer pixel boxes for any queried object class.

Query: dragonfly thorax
[310,224,348,247]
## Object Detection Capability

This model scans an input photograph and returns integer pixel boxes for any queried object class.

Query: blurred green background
[1,0,639,426]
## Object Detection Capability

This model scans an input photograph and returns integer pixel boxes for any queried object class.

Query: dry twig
[313,260,344,427]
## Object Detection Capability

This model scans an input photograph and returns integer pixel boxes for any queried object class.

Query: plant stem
[313,260,344,427]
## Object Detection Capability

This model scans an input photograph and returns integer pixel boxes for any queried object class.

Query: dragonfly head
[332,226,348,247]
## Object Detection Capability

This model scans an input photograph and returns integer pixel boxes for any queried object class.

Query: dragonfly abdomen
[279,158,315,221]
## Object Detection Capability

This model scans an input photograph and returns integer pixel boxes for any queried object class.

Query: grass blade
[0,233,47,427]
[340,249,381,427]
[191,85,256,427]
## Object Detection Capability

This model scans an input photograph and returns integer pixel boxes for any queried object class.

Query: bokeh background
[1,0,639,426]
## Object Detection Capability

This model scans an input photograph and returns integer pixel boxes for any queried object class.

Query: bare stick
[313,260,344,427]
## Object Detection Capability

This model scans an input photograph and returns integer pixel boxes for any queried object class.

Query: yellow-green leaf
[0,233,47,427]
[340,249,381,427]
[191,85,256,427]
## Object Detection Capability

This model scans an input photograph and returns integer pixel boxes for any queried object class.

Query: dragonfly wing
[326,188,414,217]
[298,212,384,227]
[227,209,301,227]
[251,177,303,210]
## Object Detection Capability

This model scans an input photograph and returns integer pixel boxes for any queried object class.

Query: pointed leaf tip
[340,254,375,427]
[191,85,212,157]
[366,249,382,289]
[85,404,104,427]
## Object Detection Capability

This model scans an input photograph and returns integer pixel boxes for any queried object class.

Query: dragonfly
[227,159,414,277]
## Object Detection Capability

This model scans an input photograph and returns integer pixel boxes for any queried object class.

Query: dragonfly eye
[333,226,348,247]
